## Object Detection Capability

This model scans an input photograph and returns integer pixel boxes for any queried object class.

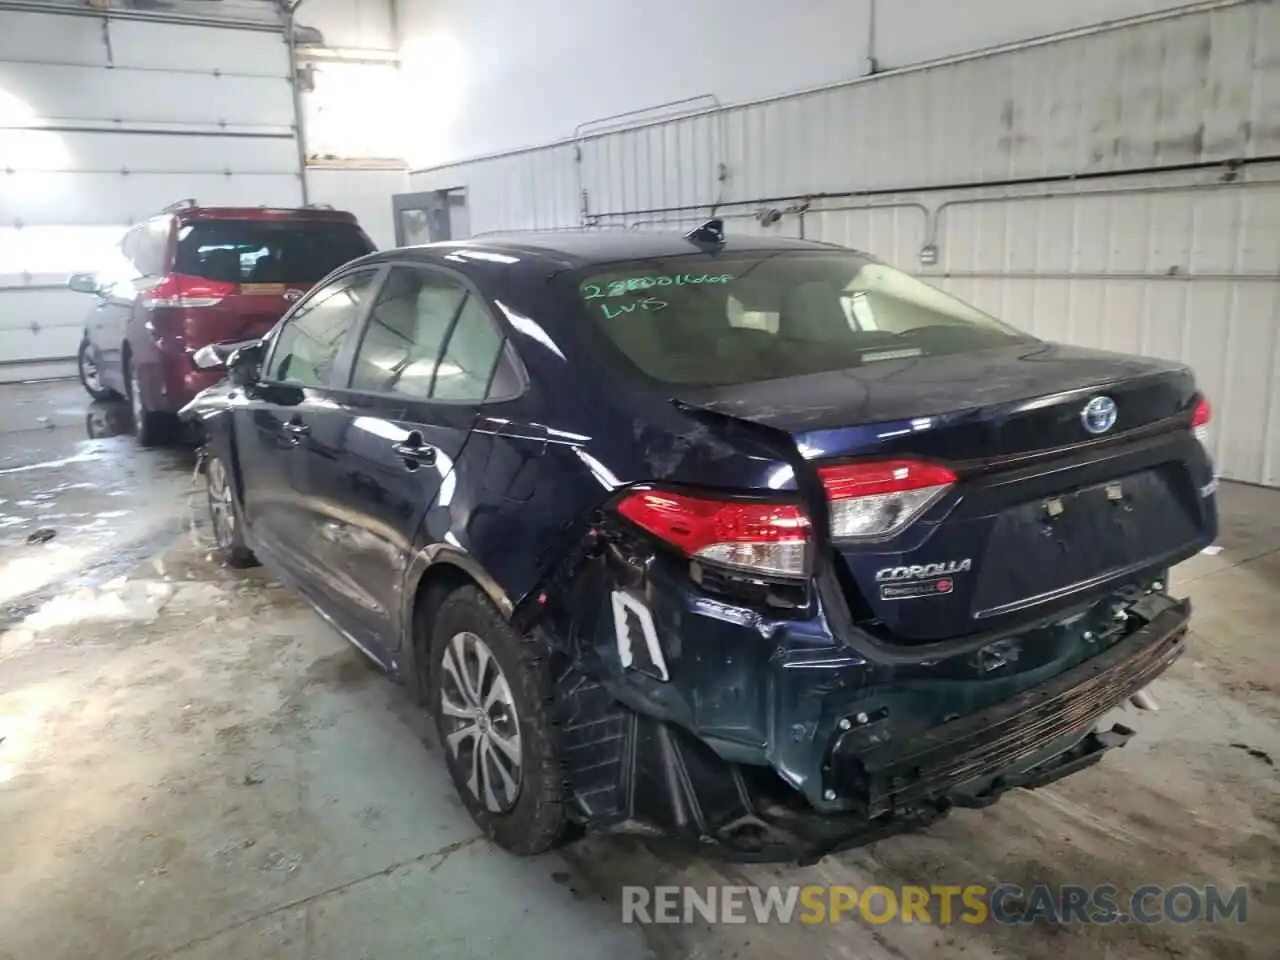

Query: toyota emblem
[1081,395,1118,435]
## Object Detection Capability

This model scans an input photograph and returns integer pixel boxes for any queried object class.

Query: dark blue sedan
[182,221,1216,862]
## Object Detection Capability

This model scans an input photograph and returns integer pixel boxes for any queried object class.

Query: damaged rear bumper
[826,592,1188,818]
[560,591,1189,862]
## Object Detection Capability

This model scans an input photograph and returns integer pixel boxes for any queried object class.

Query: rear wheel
[205,453,257,568]
[430,586,567,854]
[128,363,171,447]
[77,336,118,401]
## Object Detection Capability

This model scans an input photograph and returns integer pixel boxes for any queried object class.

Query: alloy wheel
[206,456,235,548]
[80,348,102,393]
[439,630,523,813]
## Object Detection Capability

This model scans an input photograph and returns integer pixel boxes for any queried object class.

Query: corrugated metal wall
[409,0,1280,486]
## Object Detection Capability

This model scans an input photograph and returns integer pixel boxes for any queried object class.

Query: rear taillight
[818,459,956,540]
[616,490,810,578]
[1191,395,1212,444]
[142,273,234,309]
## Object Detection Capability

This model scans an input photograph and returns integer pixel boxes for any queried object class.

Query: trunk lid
[176,283,311,348]
[682,342,1197,463]
[678,342,1215,642]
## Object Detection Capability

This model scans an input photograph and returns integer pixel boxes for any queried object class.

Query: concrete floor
[1,379,1276,960]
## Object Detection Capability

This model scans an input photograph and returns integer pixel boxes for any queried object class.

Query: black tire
[77,335,118,401]
[429,585,567,855]
[205,452,258,568]
[128,362,171,448]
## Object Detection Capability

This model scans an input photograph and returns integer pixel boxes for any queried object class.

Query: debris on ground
[25,527,56,544]
[1230,742,1275,767]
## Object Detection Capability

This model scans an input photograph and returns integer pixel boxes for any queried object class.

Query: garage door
[0,9,300,382]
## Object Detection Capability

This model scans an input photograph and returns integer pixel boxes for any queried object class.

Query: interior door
[392,191,451,246]
[235,267,380,585]
[302,264,510,652]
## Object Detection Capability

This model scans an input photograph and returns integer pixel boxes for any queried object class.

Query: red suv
[70,201,375,444]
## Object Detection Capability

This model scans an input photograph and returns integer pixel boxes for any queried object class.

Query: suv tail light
[818,459,956,540]
[616,490,810,578]
[1191,395,1212,444]
[142,273,234,309]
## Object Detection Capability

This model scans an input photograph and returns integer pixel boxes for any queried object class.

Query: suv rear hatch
[679,341,1215,642]
[153,212,375,347]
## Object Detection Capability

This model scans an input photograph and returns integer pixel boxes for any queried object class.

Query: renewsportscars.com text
[621,884,1249,926]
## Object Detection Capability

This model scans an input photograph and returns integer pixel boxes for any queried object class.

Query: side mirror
[68,273,99,294]
[191,344,226,371]
[192,338,260,372]
[227,342,266,387]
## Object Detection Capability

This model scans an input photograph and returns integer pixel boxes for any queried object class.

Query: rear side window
[119,225,144,277]
[134,217,171,276]
[574,253,1031,386]
[349,266,504,402]
[350,267,466,397]
[434,296,503,401]
[174,220,374,285]
[266,270,377,386]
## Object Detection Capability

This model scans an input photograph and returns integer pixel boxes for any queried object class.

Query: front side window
[349,266,504,402]
[574,253,1032,386]
[266,270,377,386]
[97,231,141,293]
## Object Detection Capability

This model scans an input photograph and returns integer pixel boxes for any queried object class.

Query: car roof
[368,227,846,270]
[168,206,361,224]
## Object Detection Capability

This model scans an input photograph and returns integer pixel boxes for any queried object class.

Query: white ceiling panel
[0,170,302,226]
[3,130,299,175]
[107,19,287,75]
[0,12,285,74]
[0,12,107,64]
[0,62,294,130]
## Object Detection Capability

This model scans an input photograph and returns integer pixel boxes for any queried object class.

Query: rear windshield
[575,252,1032,386]
[174,220,374,285]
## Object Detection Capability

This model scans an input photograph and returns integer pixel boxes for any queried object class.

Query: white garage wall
[408,0,1280,486]
[801,168,1280,487]
[296,0,396,50]
[304,166,407,248]
[292,1,403,250]
[397,0,1212,165]
[0,7,300,381]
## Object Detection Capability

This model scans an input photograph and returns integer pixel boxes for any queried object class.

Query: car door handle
[392,433,437,469]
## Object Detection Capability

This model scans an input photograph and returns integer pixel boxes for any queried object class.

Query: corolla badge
[283,289,304,302]
[1081,395,1118,435]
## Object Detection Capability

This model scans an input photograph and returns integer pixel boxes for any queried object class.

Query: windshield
[575,252,1032,386]
[175,220,374,285]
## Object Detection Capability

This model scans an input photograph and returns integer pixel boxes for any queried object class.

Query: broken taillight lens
[1191,395,1212,445]
[616,490,810,578]
[818,459,956,540]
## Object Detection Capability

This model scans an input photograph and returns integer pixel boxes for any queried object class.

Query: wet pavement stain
[304,649,381,689]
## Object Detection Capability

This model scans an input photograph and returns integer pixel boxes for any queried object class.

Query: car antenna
[684,218,726,248]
